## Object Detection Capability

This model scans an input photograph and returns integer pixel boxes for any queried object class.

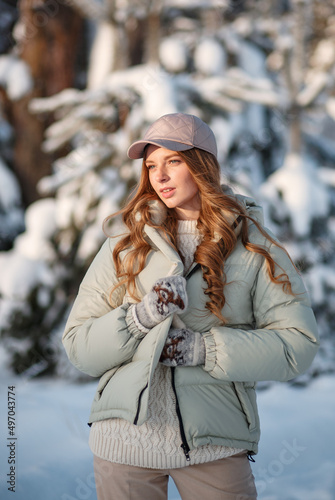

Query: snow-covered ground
[0,360,334,500]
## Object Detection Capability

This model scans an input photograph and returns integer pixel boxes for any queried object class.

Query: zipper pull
[247,453,256,463]
[181,443,191,461]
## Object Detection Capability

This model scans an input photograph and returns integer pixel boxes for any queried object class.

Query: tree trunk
[144,1,161,64]
[9,0,83,205]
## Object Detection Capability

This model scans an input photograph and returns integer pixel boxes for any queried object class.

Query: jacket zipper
[171,367,191,461]
[167,262,200,459]
[185,262,201,280]
[133,383,148,425]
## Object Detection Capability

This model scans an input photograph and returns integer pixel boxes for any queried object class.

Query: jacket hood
[230,192,264,226]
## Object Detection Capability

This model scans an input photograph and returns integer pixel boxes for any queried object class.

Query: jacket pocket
[233,382,257,432]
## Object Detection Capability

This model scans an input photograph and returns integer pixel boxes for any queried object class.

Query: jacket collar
[143,223,184,276]
[103,187,263,259]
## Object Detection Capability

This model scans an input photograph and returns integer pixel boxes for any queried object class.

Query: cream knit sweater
[89,220,243,468]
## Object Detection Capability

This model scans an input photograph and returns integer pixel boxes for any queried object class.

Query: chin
[159,199,177,209]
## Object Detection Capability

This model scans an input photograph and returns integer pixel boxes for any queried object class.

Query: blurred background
[1,1,335,499]
[1,0,334,382]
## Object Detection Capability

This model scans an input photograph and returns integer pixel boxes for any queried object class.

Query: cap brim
[127,139,193,159]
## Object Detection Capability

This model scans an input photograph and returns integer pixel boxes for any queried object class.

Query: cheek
[182,167,196,185]
[186,176,199,195]
[148,174,158,192]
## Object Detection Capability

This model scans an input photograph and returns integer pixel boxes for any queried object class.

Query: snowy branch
[325,98,335,122]
[38,142,114,194]
[296,72,329,107]
[29,88,86,113]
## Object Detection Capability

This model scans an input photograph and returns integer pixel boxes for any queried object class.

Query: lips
[160,187,176,199]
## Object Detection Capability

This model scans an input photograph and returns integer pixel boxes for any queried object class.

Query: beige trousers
[93,452,257,500]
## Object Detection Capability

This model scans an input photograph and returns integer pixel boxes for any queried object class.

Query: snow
[0,55,33,101]
[159,38,189,73]
[55,196,78,229]
[12,198,57,261]
[0,199,57,327]
[0,157,21,210]
[220,67,280,106]
[296,71,328,107]
[29,88,86,114]
[0,252,53,301]
[76,224,105,263]
[245,102,266,144]
[251,377,335,500]
[310,39,335,69]
[325,97,335,121]
[304,264,335,306]
[87,22,117,89]
[0,158,24,247]
[210,115,234,161]
[38,142,114,194]
[193,38,226,75]
[0,8,334,497]
[106,64,178,122]
[0,356,334,500]
[237,39,266,79]
[21,198,57,242]
[194,76,242,113]
[261,153,330,238]
[319,167,335,187]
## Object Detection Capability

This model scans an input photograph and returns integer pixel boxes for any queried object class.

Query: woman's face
[145,145,200,220]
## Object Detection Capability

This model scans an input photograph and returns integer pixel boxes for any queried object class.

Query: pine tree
[1,0,334,380]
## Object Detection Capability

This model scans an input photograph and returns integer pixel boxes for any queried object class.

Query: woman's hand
[134,276,188,329]
[160,328,205,367]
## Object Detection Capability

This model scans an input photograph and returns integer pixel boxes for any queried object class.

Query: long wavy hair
[105,147,294,322]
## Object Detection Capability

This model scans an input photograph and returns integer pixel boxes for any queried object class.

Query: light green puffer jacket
[62,194,319,455]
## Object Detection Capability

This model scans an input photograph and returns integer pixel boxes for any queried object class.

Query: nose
[154,165,169,183]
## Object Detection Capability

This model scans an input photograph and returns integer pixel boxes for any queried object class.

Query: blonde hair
[105,147,293,322]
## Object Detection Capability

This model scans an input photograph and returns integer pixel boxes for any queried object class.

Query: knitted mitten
[160,328,206,367]
[135,276,188,330]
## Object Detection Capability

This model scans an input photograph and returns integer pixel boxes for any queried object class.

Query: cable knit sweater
[89,220,243,468]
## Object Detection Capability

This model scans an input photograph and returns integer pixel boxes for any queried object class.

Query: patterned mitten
[160,328,206,367]
[134,276,188,330]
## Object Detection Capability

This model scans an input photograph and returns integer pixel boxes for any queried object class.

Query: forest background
[1,1,335,499]
[1,0,334,383]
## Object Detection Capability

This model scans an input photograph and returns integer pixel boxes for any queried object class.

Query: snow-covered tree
[1,0,334,381]
[0,0,84,205]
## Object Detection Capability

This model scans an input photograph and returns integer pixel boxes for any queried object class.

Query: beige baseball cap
[127,113,217,159]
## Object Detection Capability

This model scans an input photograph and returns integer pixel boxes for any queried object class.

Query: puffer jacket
[62,194,319,456]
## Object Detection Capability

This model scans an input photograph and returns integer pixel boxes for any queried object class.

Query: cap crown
[127,113,217,159]
[147,113,215,148]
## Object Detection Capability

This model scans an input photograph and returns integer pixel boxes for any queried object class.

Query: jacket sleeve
[202,242,319,382]
[62,239,142,378]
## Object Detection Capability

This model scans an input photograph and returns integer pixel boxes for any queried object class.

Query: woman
[62,113,319,500]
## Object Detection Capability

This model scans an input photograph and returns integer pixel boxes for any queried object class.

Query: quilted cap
[127,113,217,159]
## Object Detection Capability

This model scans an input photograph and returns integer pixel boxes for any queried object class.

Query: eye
[169,159,180,165]
[146,164,156,170]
